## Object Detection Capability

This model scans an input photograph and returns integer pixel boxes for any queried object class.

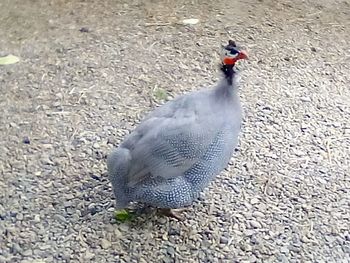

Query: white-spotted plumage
[108,44,245,211]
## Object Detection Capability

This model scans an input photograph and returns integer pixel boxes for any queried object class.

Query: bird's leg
[133,204,153,215]
[158,208,186,221]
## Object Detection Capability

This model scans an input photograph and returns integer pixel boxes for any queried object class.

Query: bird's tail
[107,147,132,209]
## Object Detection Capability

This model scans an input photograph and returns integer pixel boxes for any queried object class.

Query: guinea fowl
[107,40,248,220]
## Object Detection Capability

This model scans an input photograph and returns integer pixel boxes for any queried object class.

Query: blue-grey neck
[220,64,235,85]
[214,65,238,99]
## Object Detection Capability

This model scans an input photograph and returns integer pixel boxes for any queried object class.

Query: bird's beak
[239,50,248,60]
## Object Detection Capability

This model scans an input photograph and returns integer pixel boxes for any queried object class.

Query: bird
[107,40,248,220]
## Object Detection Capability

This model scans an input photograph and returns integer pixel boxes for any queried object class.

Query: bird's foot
[158,208,186,221]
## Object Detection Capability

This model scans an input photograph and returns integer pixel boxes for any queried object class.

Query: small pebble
[93,143,100,149]
[250,198,259,205]
[84,250,95,260]
[16,213,24,220]
[252,211,265,218]
[220,236,229,244]
[11,243,22,254]
[34,214,41,223]
[300,96,312,102]
[53,214,67,223]
[244,229,256,236]
[280,246,289,253]
[79,27,90,33]
[249,255,257,262]
[250,220,262,229]
[240,243,252,252]
[101,239,112,249]
[22,136,30,144]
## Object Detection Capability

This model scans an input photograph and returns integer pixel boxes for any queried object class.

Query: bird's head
[221,40,248,67]
[220,40,248,84]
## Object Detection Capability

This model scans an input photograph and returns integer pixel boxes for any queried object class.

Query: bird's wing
[123,101,219,187]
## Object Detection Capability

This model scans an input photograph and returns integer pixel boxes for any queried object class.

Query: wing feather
[123,105,219,186]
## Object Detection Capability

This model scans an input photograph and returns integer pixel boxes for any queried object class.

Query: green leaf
[114,209,134,222]
[0,54,20,65]
[153,88,168,101]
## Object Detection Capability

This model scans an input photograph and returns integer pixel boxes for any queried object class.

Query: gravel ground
[1,0,350,262]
